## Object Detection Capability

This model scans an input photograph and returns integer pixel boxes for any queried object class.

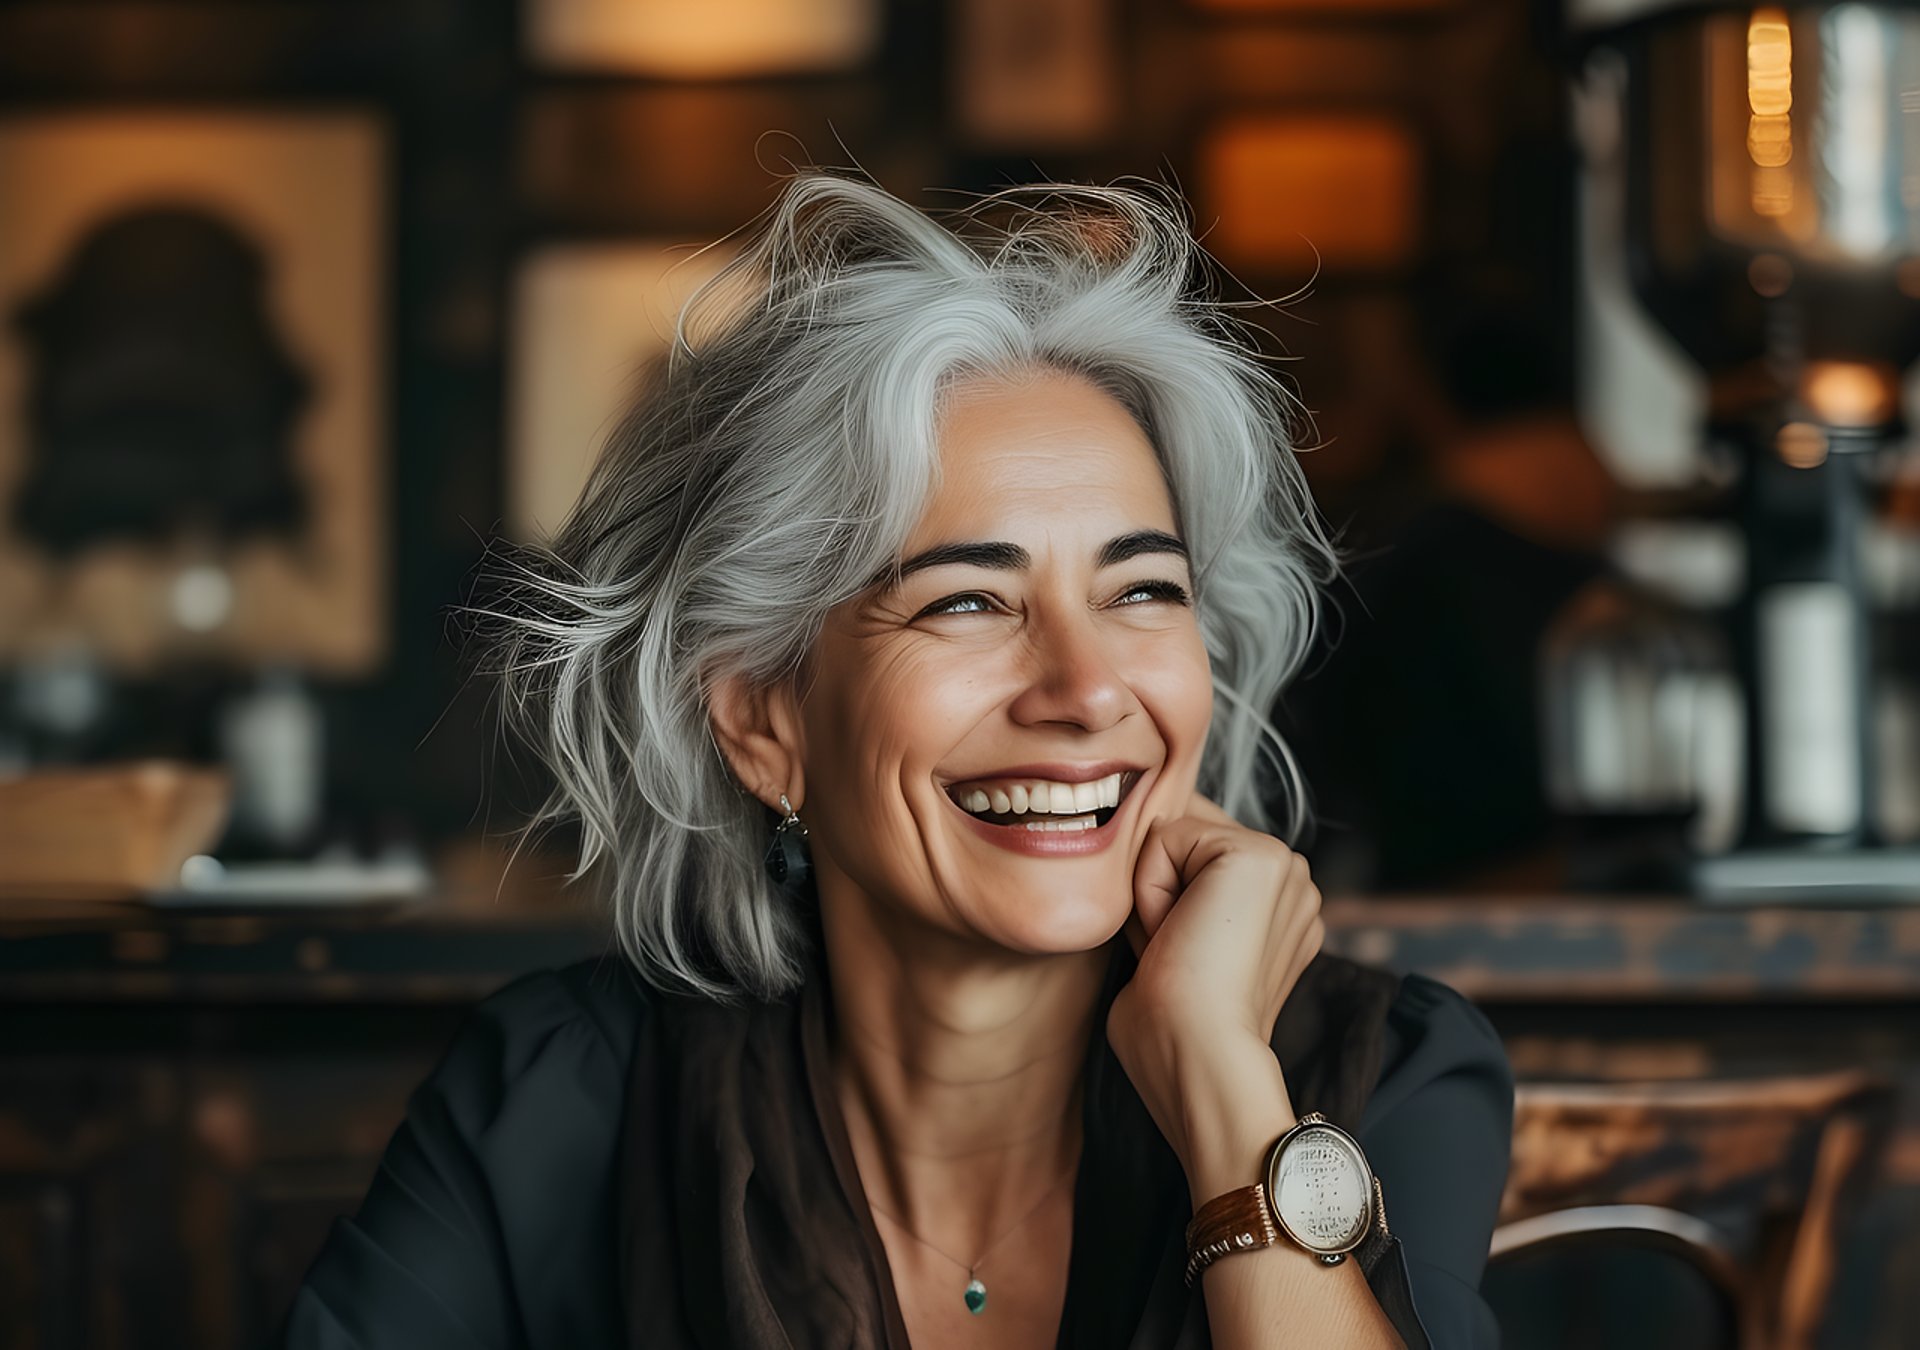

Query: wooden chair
[1487,1070,1896,1350]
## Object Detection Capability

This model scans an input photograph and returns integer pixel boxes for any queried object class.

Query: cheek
[1131,629,1214,754]
[798,646,1002,898]
[799,641,989,813]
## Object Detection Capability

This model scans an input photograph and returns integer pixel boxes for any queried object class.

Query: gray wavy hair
[485,171,1342,1004]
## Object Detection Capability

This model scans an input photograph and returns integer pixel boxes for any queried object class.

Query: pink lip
[941,767,1152,858]
[940,760,1145,786]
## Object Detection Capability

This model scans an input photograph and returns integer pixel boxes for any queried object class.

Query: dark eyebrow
[1097,529,1189,569]
[869,529,1188,591]
[880,541,1031,588]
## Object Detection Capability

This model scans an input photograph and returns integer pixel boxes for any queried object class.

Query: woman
[282,173,1513,1350]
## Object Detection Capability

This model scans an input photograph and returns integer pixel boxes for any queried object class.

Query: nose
[1005,607,1133,733]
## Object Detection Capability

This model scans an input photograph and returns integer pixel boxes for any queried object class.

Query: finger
[1130,818,1185,945]
[1131,812,1243,937]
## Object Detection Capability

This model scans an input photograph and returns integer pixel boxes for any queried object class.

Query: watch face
[1268,1125,1372,1253]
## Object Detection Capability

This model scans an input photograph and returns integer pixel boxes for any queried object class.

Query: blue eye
[1117,580,1191,606]
[918,591,998,618]
[916,581,1189,619]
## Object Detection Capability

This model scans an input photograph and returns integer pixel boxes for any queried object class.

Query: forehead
[911,370,1178,544]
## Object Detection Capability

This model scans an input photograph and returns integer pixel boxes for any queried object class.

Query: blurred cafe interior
[2,0,1920,1346]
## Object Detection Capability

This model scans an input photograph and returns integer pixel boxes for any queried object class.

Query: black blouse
[281,944,1513,1349]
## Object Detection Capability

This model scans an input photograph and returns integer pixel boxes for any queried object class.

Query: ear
[707,669,807,813]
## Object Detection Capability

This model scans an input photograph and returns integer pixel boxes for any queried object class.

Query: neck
[816,872,1110,1261]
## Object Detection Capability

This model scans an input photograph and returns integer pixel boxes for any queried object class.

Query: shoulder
[280,956,651,1350]
[464,954,651,1078]
[1367,971,1514,1124]
[417,954,649,1134]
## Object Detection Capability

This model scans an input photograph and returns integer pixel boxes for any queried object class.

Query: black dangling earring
[764,791,811,887]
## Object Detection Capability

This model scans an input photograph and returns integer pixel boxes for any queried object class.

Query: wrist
[1172,1033,1296,1203]
[1183,1111,1393,1291]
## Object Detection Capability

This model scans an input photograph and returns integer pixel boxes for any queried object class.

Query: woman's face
[795,368,1214,957]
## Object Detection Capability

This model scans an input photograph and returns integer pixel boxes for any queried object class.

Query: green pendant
[963,1278,987,1314]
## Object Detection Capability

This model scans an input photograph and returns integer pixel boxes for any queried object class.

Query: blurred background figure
[1284,297,1623,893]
[2,0,1919,1347]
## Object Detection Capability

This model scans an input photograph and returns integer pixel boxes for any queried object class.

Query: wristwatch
[1183,1111,1394,1286]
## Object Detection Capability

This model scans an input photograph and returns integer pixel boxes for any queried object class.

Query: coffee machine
[1567,0,1920,900]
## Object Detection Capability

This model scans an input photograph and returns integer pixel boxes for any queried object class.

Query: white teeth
[1022,816,1098,832]
[952,771,1135,821]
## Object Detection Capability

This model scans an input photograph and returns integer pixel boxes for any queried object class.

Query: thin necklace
[865,1165,1078,1317]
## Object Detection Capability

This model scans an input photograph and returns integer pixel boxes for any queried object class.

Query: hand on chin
[1102,793,1323,1162]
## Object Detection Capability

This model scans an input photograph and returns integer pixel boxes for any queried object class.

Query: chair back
[1487,1070,1896,1350]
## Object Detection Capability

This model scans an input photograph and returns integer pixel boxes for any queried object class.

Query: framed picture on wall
[0,110,388,675]
[507,239,741,541]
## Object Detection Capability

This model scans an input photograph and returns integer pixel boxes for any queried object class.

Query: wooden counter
[7,892,1919,1002]
[1322,895,1920,1001]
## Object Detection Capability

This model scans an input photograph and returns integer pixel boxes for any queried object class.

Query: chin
[987,886,1133,957]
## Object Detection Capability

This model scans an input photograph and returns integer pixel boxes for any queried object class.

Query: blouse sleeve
[1357,973,1515,1350]
[278,965,640,1350]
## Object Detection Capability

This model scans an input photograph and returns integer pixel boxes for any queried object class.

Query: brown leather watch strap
[1183,1182,1278,1286]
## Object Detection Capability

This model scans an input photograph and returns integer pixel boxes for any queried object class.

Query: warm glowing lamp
[526,0,881,78]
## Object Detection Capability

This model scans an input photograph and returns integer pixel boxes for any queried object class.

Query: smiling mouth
[942,770,1144,832]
